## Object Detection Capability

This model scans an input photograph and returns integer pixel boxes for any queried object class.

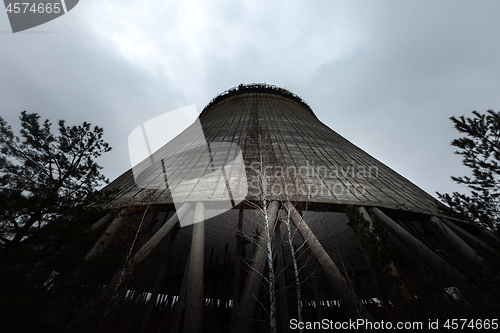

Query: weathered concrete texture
[69,84,499,333]
[103,85,441,217]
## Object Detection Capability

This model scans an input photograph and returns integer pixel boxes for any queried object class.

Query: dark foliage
[0,111,113,246]
[0,111,119,331]
[437,110,500,233]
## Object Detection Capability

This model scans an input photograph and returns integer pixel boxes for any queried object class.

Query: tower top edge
[200,83,316,117]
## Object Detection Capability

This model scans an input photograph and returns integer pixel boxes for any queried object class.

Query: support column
[233,201,279,333]
[90,212,114,230]
[230,207,245,330]
[310,273,326,333]
[184,202,205,333]
[84,208,128,260]
[139,219,179,333]
[358,207,413,306]
[370,208,500,313]
[478,226,500,247]
[370,208,466,284]
[168,256,190,333]
[68,205,190,331]
[129,203,191,266]
[440,218,496,254]
[275,222,290,333]
[430,216,486,267]
[107,203,192,291]
[75,206,184,323]
[284,202,373,322]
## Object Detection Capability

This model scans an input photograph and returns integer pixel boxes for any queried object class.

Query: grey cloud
[2,0,500,199]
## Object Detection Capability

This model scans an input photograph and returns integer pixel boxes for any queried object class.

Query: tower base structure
[61,84,500,332]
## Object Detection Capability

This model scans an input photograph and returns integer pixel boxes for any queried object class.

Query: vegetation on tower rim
[200,83,317,118]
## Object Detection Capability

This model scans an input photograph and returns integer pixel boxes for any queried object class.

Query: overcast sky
[2,0,500,200]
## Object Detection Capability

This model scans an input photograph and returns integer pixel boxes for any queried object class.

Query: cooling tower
[67,84,499,333]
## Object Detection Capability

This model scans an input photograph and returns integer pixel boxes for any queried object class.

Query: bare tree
[278,163,313,332]
[242,130,279,333]
[240,128,317,333]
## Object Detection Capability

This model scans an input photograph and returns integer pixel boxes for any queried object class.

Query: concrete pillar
[68,204,192,331]
[184,202,205,333]
[430,216,486,267]
[284,202,373,322]
[370,208,500,312]
[230,207,245,330]
[309,270,326,333]
[370,208,465,284]
[440,218,497,255]
[104,203,192,291]
[275,222,290,333]
[478,227,500,247]
[84,208,128,260]
[90,212,114,230]
[168,256,190,333]
[129,203,191,266]
[358,207,413,306]
[139,221,179,333]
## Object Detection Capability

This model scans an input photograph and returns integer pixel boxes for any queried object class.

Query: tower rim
[200,83,316,118]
